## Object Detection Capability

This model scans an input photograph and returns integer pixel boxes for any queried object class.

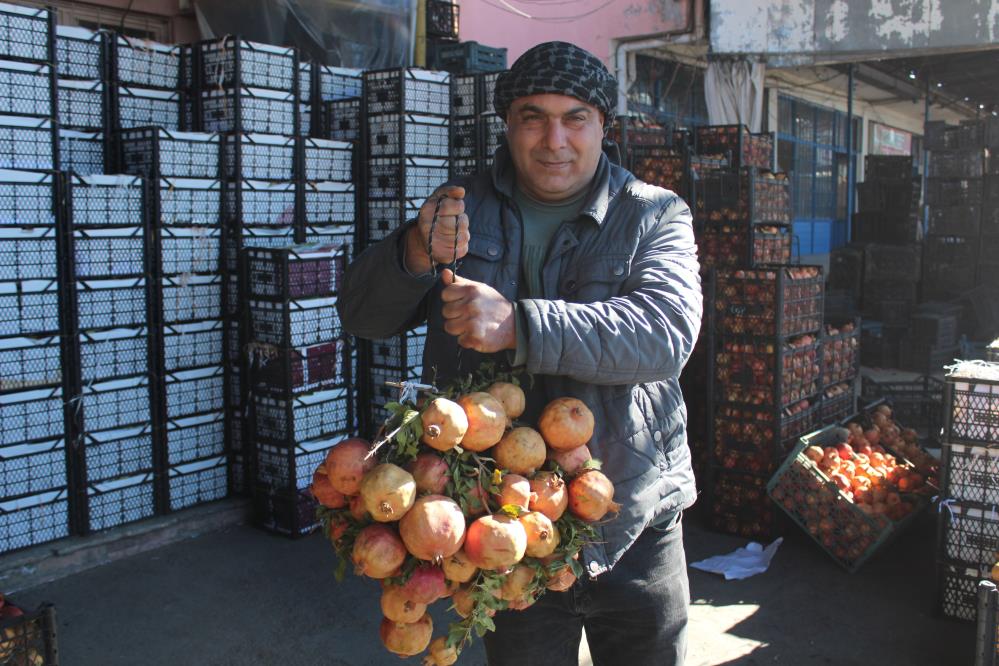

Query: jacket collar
[490,143,618,226]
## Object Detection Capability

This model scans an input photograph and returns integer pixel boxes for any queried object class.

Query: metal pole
[846,63,855,244]
[923,77,930,239]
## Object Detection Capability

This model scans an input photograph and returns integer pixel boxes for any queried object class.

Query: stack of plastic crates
[936,362,999,623]
[477,70,505,171]
[109,33,186,131]
[819,317,861,425]
[60,172,163,533]
[54,24,108,174]
[0,167,69,555]
[707,265,826,539]
[245,244,352,537]
[316,65,362,143]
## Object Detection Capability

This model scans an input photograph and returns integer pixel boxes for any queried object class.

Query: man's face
[505,93,605,203]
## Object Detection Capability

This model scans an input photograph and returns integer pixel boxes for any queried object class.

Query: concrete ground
[4,496,973,666]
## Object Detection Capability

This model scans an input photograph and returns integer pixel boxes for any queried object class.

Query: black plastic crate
[0,2,53,63]
[66,172,145,227]
[864,243,921,282]
[72,227,145,278]
[0,115,54,170]
[224,179,297,226]
[367,112,449,159]
[0,601,58,664]
[251,483,319,537]
[167,453,228,511]
[366,155,448,201]
[860,375,945,437]
[302,181,354,227]
[984,204,999,237]
[976,580,999,665]
[699,222,792,271]
[161,273,223,323]
[82,423,154,484]
[851,209,921,245]
[153,177,222,227]
[712,399,822,475]
[55,24,106,81]
[75,277,147,329]
[861,278,917,311]
[0,226,57,281]
[222,224,294,274]
[713,266,824,338]
[255,436,336,491]
[426,0,459,38]
[165,410,225,467]
[930,149,986,179]
[827,244,863,294]
[713,333,822,409]
[298,60,312,103]
[78,374,152,432]
[0,169,56,227]
[59,129,106,175]
[200,37,298,92]
[299,100,311,138]
[162,318,224,372]
[450,115,479,160]
[160,225,221,275]
[910,305,961,348]
[927,177,983,207]
[0,486,69,554]
[229,449,248,496]
[926,120,983,152]
[923,235,978,298]
[450,157,479,179]
[0,430,64,502]
[114,85,182,131]
[248,295,339,348]
[221,132,296,181]
[253,385,351,445]
[250,339,347,398]
[370,325,427,371]
[302,224,353,249]
[898,341,960,375]
[941,443,999,506]
[704,466,782,540]
[0,386,62,448]
[118,127,220,179]
[480,112,504,161]
[316,64,362,102]
[695,125,774,170]
[0,59,52,118]
[364,67,450,116]
[450,73,479,118]
[111,34,181,89]
[0,333,60,390]
[301,137,352,182]
[864,155,912,180]
[928,204,981,237]
[57,78,105,131]
[820,380,856,425]
[365,198,421,246]
[944,369,999,447]
[164,364,225,418]
[246,244,346,300]
[84,467,155,532]
[201,86,297,135]
[937,501,999,571]
[77,326,149,383]
[430,40,507,74]
[480,70,503,116]
[0,278,59,336]
[855,178,920,211]
[321,97,360,142]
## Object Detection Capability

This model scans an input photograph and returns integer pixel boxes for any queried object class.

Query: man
[338,41,702,666]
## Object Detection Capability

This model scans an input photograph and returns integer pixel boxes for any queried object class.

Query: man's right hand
[403,185,470,275]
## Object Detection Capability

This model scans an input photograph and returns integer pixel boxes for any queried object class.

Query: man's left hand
[440,269,516,353]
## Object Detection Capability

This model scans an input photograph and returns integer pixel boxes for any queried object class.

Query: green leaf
[582,458,603,471]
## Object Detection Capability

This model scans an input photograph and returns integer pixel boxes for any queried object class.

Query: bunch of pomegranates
[309,381,619,663]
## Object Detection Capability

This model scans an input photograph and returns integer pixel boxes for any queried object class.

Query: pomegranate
[380,613,433,657]
[568,470,621,522]
[493,427,547,475]
[442,548,478,583]
[328,512,350,546]
[310,467,347,508]
[399,494,467,562]
[529,471,569,521]
[494,474,534,511]
[456,392,507,451]
[451,585,480,618]
[487,381,526,422]
[547,444,593,476]
[407,452,450,494]
[352,524,407,579]
[546,564,577,591]
[421,397,468,451]
[507,597,536,611]
[538,397,594,451]
[464,513,527,570]
[520,511,559,558]
[402,564,448,604]
[349,494,370,521]
[424,636,459,666]
[361,463,417,522]
[324,438,376,495]
[498,564,536,602]
[381,584,427,623]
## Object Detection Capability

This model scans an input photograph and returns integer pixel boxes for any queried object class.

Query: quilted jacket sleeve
[517,195,702,385]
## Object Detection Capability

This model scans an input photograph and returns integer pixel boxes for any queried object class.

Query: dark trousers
[482,516,689,666]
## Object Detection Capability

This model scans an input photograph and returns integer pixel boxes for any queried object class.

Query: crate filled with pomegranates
[821,381,856,425]
[821,318,860,388]
[694,124,774,170]
[714,266,824,338]
[713,398,822,475]
[705,467,782,540]
[713,333,821,408]
[698,222,792,271]
[694,168,791,224]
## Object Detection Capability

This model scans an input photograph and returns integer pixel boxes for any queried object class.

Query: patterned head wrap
[493,41,618,128]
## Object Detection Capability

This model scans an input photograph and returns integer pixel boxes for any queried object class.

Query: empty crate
[201,86,296,135]
[111,34,181,89]
[364,68,449,116]
[200,37,297,92]
[370,325,426,370]
[57,78,104,130]
[0,334,61,390]
[250,340,346,396]
[222,132,296,181]
[0,115,53,170]
[161,318,223,371]
[0,279,59,336]
[0,226,57,280]
[115,86,182,130]
[77,326,149,382]
[322,98,360,142]
[154,177,222,226]
[248,296,339,348]
[255,436,336,491]
[165,410,225,465]
[167,454,227,511]
[164,364,225,418]
[303,181,353,226]
[0,386,63,447]
[79,374,152,432]
[66,173,144,227]
[160,225,220,275]
[73,227,145,278]
[118,127,220,179]
[224,179,297,226]
[0,60,52,117]
[160,273,222,322]
[253,386,350,445]
[0,169,55,226]
[367,113,449,158]
[75,277,148,329]
[317,65,362,101]
[59,129,105,175]
[302,137,352,182]
[0,2,52,63]
[55,25,105,81]
[86,469,154,532]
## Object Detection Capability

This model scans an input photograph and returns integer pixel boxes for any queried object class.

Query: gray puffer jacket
[338,144,702,577]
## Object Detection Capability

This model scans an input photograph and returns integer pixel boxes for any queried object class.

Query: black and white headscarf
[493,41,618,129]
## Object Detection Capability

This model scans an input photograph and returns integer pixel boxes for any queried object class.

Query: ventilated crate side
[695,169,792,225]
[160,273,223,323]
[367,113,449,158]
[365,198,421,245]
[115,86,182,130]
[159,225,221,275]
[938,563,988,621]
[56,25,104,81]
[112,35,180,89]
[366,156,449,200]
[255,436,338,491]
[246,244,345,300]
[82,424,154,484]
[976,580,999,665]
[0,226,57,281]
[59,129,104,175]
[72,227,145,278]
[0,169,55,227]
[77,326,149,383]
[0,60,51,118]
[248,296,339,348]
[79,375,152,432]
[450,158,479,180]
[927,178,983,207]
[200,37,297,92]
[481,112,504,160]
[223,225,295,273]
[303,181,353,226]
[0,489,69,554]
[0,3,52,63]
[164,365,225,418]
[426,0,459,38]
[713,334,822,408]
[450,116,479,160]
[0,386,62,447]
[945,374,999,446]
[251,484,319,537]
[168,454,228,511]
[712,399,822,474]
[714,266,824,338]
[86,470,155,531]
[221,132,296,181]
[249,340,346,397]
[0,279,59,336]
[860,375,945,437]
[154,177,223,227]
[253,386,350,445]
[162,319,224,372]
[317,65,362,101]
[928,205,982,237]
[0,334,61,391]
[118,128,220,180]
[321,98,360,142]
[57,78,104,131]
[0,436,65,499]
[75,277,147,329]
[67,173,144,227]
[224,179,297,226]
[937,501,999,569]
[201,86,296,135]
[863,243,922,282]
[699,223,792,271]
[299,102,311,137]
[450,73,479,118]
[166,410,225,466]
[0,116,53,170]
[302,137,352,182]
[363,67,450,116]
